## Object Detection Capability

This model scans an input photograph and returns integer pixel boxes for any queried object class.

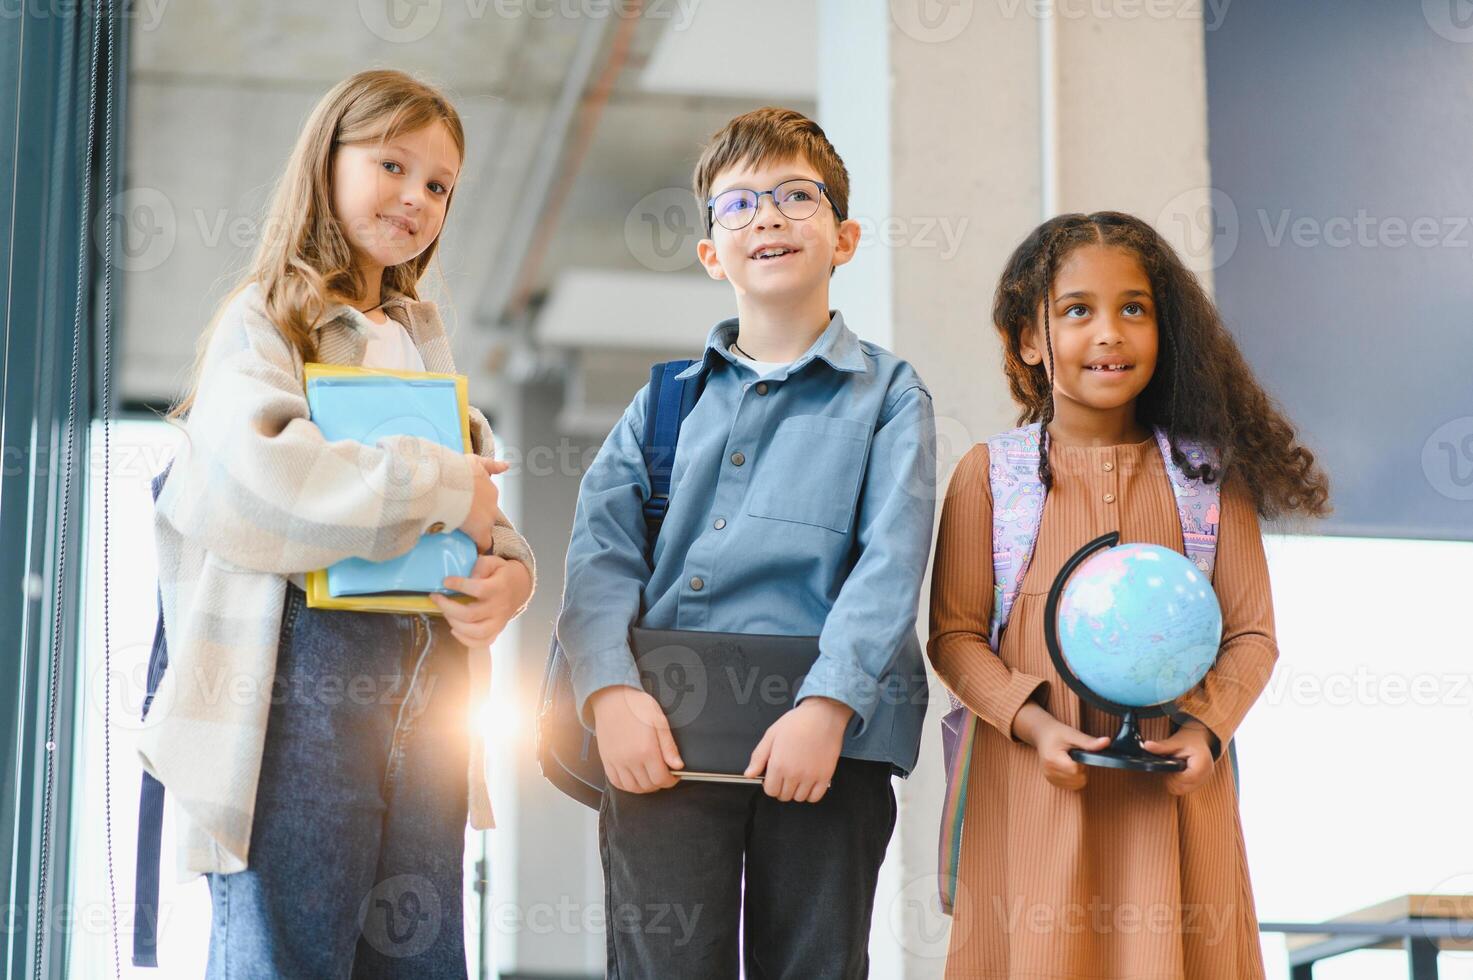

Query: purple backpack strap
[938,423,1045,914]
[1152,427,1221,578]
[936,423,1220,916]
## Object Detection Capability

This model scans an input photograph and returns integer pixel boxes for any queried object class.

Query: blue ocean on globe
[1056,543,1223,709]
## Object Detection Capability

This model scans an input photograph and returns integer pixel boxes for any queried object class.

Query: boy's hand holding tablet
[743,696,854,803]
[588,686,685,794]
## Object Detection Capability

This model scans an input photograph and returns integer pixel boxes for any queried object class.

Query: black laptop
[631,627,823,783]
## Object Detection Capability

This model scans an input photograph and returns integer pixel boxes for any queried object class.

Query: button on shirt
[556,312,938,775]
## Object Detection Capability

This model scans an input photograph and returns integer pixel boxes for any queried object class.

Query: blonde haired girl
[142,69,534,976]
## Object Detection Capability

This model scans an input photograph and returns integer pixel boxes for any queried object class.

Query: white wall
[1245,533,1473,979]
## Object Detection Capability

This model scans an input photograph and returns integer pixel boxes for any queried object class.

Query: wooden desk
[1260,894,1473,978]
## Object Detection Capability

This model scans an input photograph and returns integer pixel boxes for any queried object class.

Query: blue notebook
[305,372,478,599]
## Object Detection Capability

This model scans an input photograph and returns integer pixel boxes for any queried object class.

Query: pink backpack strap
[937,423,1221,915]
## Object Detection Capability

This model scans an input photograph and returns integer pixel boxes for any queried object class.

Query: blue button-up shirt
[556,311,937,775]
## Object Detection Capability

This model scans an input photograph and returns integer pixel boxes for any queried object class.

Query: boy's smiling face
[1020,243,1160,419]
[696,155,860,309]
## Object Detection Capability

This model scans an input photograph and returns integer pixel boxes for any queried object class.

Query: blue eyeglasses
[705,178,843,231]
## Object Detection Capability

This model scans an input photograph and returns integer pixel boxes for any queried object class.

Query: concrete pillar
[1049,5,1216,289]
[817,2,1213,975]
[483,377,605,978]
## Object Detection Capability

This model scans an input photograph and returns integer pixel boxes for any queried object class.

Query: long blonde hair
[165,69,466,423]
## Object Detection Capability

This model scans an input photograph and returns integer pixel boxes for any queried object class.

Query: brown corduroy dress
[928,437,1274,980]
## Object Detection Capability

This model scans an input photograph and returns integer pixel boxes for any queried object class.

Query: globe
[1054,542,1222,710]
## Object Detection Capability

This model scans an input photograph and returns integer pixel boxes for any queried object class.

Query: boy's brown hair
[692,107,850,232]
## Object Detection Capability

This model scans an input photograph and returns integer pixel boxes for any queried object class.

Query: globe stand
[1067,708,1185,773]
[1046,531,1189,774]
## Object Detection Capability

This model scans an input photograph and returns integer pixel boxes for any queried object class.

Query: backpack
[536,359,705,808]
[133,461,173,967]
[936,423,1237,915]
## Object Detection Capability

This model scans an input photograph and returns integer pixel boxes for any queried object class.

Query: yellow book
[302,362,477,616]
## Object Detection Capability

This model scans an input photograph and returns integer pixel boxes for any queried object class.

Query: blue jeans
[205,582,471,979]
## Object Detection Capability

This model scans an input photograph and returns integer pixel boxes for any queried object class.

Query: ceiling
[120,0,817,414]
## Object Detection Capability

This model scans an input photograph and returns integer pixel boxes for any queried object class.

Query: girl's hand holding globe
[1143,722,1216,795]
[1012,703,1111,791]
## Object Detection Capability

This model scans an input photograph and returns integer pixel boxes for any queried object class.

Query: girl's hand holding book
[1012,703,1112,792]
[458,455,511,551]
[429,554,532,652]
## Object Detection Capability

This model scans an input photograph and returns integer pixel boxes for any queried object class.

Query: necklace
[733,339,757,360]
[358,299,388,324]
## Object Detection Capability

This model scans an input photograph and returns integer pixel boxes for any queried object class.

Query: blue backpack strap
[536,357,706,812]
[134,461,173,968]
[641,359,702,529]
[132,607,166,967]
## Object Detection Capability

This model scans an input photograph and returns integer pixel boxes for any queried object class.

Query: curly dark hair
[993,211,1331,521]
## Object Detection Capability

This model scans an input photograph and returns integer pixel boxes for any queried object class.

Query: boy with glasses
[557,107,936,977]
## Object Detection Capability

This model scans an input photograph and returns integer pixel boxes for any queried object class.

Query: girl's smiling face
[1021,243,1160,420]
[331,120,460,280]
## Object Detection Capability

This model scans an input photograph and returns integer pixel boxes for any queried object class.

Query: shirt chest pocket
[748,414,873,533]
